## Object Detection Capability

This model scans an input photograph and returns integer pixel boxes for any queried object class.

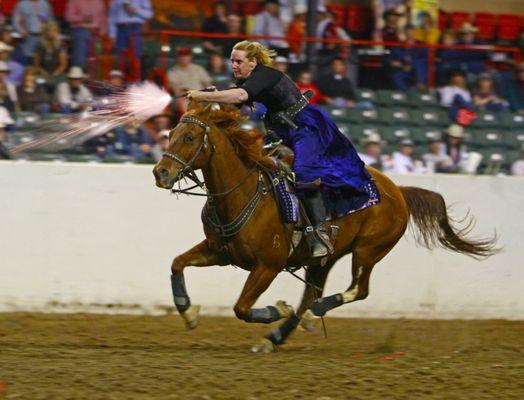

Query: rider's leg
[300,189,333,258]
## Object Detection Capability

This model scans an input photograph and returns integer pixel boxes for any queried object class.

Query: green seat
[470,111,500,128]
[378,108,410,125]
[323,106,349,122]
[409,109,449,127]
[380,126,412,144]
[410,127,443,144]
[347,125,381,142]
[407,91,439,108]
[505,150,521,165]
[376,90,409,106]
[470,129,504,148]
[356,88,376,104]
[499,112,524,129]
[349,108,380,124]
[503,130,524,148]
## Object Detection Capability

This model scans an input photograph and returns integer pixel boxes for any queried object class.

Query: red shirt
[296,82,327,104]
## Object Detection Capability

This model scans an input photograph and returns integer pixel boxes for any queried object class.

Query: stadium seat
[323,106,349,121]
[474,13,496,41]
[345,108,380,124]
[410,127,443,144]
[376,90,409,107]
[341,124,379,142]
[409,109,449,127]
[407,91,439,108]
[503,131,524,148]
[449,12,471,30]
[498,14,520,41]
[378,108,410,125]
[499,112,524,130]
[505,150,521,165]
[470,129,505,147]
[346,5,372,34]
[380,126,412,144]
[470,111,500,128]
[356,88,376,104]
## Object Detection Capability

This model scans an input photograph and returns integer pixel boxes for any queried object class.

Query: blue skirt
[272,104,374,216]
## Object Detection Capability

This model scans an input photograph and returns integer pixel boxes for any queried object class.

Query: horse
[152,102,497,353]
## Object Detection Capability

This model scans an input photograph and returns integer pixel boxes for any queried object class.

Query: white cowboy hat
[361,132,382,146]
[0,61,10,72]
[67,66,86,79]
[459,22,478,33]
[446,124,465,138]
[293,4,307,14]
[0,41,13,53]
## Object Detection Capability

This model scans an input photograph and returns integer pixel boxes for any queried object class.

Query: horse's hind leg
[309,243,396,317]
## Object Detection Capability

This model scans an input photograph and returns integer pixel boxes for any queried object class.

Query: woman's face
[478,79,493,93]
[230,49,256,79]
[24,72,37,85]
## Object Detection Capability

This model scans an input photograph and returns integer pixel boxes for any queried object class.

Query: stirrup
[305,226,332,258]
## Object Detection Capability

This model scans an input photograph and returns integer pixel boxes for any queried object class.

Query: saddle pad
[268,171,299,224]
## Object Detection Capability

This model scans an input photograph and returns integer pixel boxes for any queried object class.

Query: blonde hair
[232,40,276,66]
[41,21,62,50]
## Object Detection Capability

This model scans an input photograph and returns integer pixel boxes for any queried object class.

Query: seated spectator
[456,22,487,77]
[287,4,307,62]
[315,57,356,108]
[0,61,18,111]
[151,129,170,162]
[33,21,68,84]
[412,11,440,45]
[145,113,173,143]
[202,1,228,54]
[252,0,289,56]
[295,70,326,104]
[113,122,153,160]
[506,62,524,113]
[1,26,26,65]
[511,143,524,176]
[387,24,428,91]
[54,67,93,113]
[438,71,475,121]
[215,15,244,58]
[436,30,462,86]
[96,69,127,96]
[358,132,391,171]
[385,139,425,174]
[273,56,289,75]
[0,41,24,86]
[83,131,115,160]
[421,133,454,173]
[0,105,15,159]
[443,124,482,174]
[17,66,50,113]
[166,47,211,96]
[473,73,509,112]
[208,53,233,90]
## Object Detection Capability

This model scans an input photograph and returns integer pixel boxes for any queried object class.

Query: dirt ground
[0,313,523,400]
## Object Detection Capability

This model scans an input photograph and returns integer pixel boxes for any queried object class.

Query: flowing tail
[400,186,499,259]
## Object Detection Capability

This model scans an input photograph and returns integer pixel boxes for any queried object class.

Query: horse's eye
[184,134,195,143]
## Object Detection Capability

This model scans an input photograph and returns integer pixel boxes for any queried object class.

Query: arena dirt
[0,313,523,400]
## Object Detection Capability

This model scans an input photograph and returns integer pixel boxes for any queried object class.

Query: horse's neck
[202,137,259,220]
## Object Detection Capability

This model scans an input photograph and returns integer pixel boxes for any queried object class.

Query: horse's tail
[399,186,499,259]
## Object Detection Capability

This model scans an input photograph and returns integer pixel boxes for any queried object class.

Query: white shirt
[385,151,426,174]
[438,86,472,107]
[55,81,93,108]
[511,159,524,176]
[252,11,289,49]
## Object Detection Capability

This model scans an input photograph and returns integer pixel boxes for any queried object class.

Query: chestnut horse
[153,103,497,353]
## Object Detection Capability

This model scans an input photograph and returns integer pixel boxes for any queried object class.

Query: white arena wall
[0,161,522,320]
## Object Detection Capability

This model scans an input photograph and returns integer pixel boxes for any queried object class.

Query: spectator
[0,41,24,86]
[381,9,403,42]
[0,105,15,159]
[295,70,326,104]
[151,129,170,162]
[412,11,440,45]
[113,121,153,160]
[315,57,356,108]
[506,62,524,113]
[1,26,26,64]
[17,66,50,113]
[316,6,351,67]
[273,56,289,75]
[456,22,487,77]
[287,4,307,62]
[219,15,244,58]
[166,47,211,96]
[372,0,410,41]
[387,24,428,91]
[145,113,173,144]
[96,69,126,96]
[33,21,68,83]
[385,139,425,174]
[510,143,524,176]
[438,71,475,122]
[54,66,93,113]
[201,1,228,54]
[83,131,115,160]
[421,133,454,173]
[65,0,107,71]
[252,0,289,56]
[436,30,462,85]
[358,132,390,171]
[108,0,153,65]
[0,61,18,111]
[473,73,509,112]
[12,0,54,62]
[207,53,233,90]
[443,124,482,174]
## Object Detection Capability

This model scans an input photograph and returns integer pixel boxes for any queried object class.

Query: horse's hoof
[298,309,320,332]
[181,304,201,330]
[275,300,294,319]
[251,338,277,354]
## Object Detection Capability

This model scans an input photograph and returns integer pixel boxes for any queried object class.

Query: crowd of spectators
[1,0,524,175]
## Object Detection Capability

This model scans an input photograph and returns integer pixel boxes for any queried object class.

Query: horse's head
[153,102,241,189]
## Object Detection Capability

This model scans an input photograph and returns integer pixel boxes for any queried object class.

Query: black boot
[302,191,333,258]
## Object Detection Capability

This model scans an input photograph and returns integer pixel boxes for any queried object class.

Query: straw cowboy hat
[67,66,86,79]
[361,132,383,146]
[0,42,13,53]
[446,124,465,138]
[0,61,11,72]
[459,22,478,34]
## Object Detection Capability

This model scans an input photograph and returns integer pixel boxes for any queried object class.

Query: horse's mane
[192,104,276,170]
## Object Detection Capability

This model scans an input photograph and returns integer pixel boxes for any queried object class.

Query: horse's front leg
[233,264,292,325]
[171,239,228,329]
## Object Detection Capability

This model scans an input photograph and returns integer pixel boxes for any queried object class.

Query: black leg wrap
[266,314,300,345]
[245,306,280,324]
[310,294,343,317]
[171,274,190,314]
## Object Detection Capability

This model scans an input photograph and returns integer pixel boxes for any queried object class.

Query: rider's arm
[187,88,248,104]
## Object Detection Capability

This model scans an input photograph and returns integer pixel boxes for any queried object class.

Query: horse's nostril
[159,168,170,179]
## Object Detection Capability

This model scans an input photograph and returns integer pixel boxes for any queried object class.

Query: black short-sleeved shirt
[236,64,302,113]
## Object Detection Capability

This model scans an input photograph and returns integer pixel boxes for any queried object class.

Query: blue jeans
[116,23,143,58]
[70,28,92,70]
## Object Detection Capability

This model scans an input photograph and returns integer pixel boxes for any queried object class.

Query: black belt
[267,90,314,130]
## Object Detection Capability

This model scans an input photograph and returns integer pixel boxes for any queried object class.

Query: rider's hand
[186,90,206,101]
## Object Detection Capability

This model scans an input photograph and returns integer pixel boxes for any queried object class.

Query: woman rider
[187,40,372,258]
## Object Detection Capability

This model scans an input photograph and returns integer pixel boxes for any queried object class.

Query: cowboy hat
[0,61,10,72]
[361,132,382,146]
[67,66,86,79]
[0,42,13,53]
[459,22,478,33]
[446,124,465,138]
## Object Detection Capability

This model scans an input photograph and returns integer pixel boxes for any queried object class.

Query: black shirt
[315,73,356,101]
[236,64,302,113]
